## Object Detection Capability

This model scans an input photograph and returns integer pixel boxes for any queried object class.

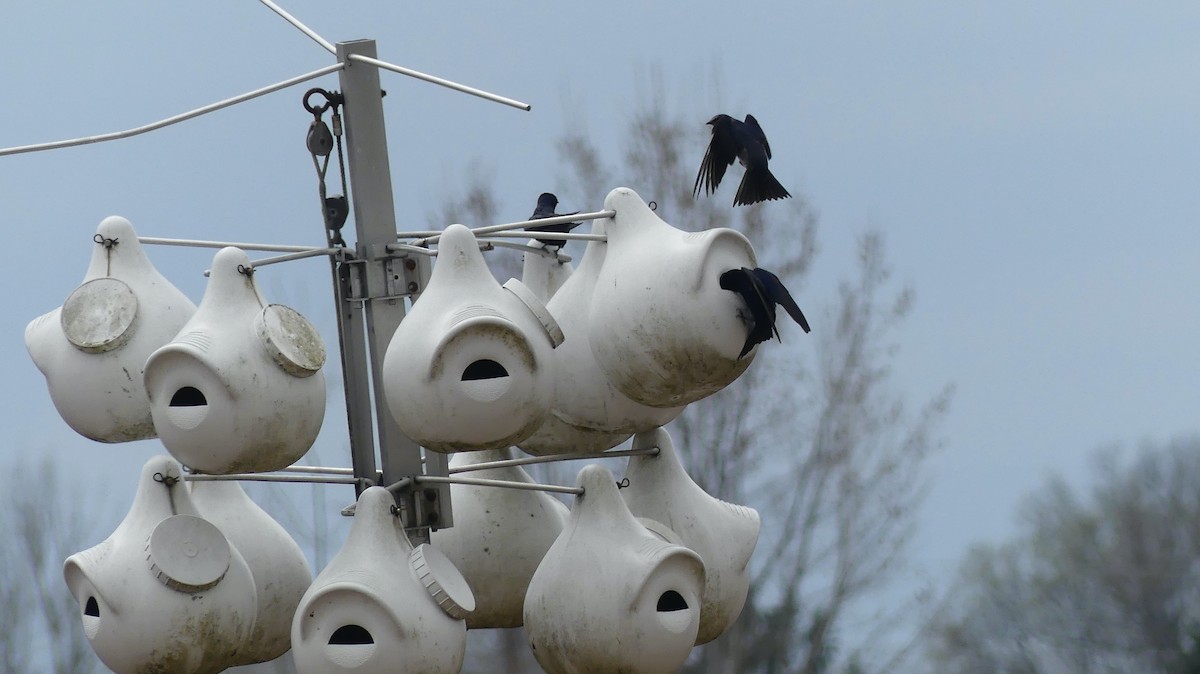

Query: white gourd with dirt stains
[518,213,682,455]
[622,426,761,645]
[143,246,326,474]
[292,486,474,674]
[431,448,570,628]
[25,216,196,443]
[382,224,560,452]
[524,464,706,674]
[190,478,312,666]
[587,187,757,407]
[63,455,256,674]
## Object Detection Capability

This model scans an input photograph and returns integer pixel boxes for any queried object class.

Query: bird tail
[734,168,791,206]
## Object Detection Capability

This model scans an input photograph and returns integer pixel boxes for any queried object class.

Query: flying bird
[720,267,811,359]
[693,114,791,207]
[528,192,581,248]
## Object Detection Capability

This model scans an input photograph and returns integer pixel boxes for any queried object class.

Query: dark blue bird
[528,193,581,249]
[720,267,811,359]
[694,114,791,207]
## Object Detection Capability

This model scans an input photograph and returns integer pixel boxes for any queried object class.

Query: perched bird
[719,267,811,359]
[528,192,582,248]
[693,114,792,207]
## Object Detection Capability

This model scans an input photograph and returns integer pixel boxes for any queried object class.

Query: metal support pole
[334,39,450,537]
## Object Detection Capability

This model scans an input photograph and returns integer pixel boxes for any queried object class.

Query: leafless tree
[0,456,102,674]
[927,436,1200,674]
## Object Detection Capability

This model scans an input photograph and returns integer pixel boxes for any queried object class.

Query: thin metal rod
[481,231,607,242]
[139,237,320,253]
[449,446,661,475]
[279,465,356,476]
[385,239,571,259]
[258,0,336,54]
[0,64,345,157]
[386,244,439,257]
[346,53,531,111]
[414,210,615,245]
[478,239,576,260]
[469,211,614,236]
[395,230,445,238]
[414,474,583,496]
[386,477,414,494]
[250,247,339,268]
[183,473,363,485]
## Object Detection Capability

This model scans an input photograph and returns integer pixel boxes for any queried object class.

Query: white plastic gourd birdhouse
[25,216,196,443]
[190,478,312,666]
[588,187,757,407]
[431,448,570,628]
[63,455,256,674]
[292,486,474,674]
[521,244,573,303]
[143,246,326,474]
[622,427,761,645]
[524,464,705,674]
[382,224,561,452]
[518,217,681,456]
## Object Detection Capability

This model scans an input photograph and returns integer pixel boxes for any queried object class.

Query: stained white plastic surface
[524,464,705,674]
[190,478,312,666]
[382,224,557,452]
[292,486,473,674]
[520,245,573,304]
[62,455,256,674]
[25,216,196,442]
[518,216,679,456]
[588,187,757,407]
[143,247,326,473]
[622,427,761,644]
[431,448,570,628]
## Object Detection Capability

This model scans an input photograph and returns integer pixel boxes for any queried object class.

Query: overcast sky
[4,0,1199,657]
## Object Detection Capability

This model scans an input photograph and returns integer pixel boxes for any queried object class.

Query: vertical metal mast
[333,39,448,537]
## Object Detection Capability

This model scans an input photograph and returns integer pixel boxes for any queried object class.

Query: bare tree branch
[1,457,102,674]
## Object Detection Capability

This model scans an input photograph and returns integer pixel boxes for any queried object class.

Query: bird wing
[721,267,781,357]
[743,114,773,160]
[753,268,811,333]
[529,211,582,234]
[694,114,739,197]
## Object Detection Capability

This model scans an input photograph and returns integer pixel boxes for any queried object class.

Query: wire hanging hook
[93,233,119,248]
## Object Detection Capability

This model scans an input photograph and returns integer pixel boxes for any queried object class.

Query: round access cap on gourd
[145,514,232,593]
[502,279,564,347]
[410,544,475,620]
[61,278,139,353]
[255,304,327,377]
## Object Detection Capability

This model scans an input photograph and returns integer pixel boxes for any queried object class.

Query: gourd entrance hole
[657,590,688,612]
[462,359,508,381]
[329,624,373,645]
[84,596,100,617]
[169,386,207,407]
